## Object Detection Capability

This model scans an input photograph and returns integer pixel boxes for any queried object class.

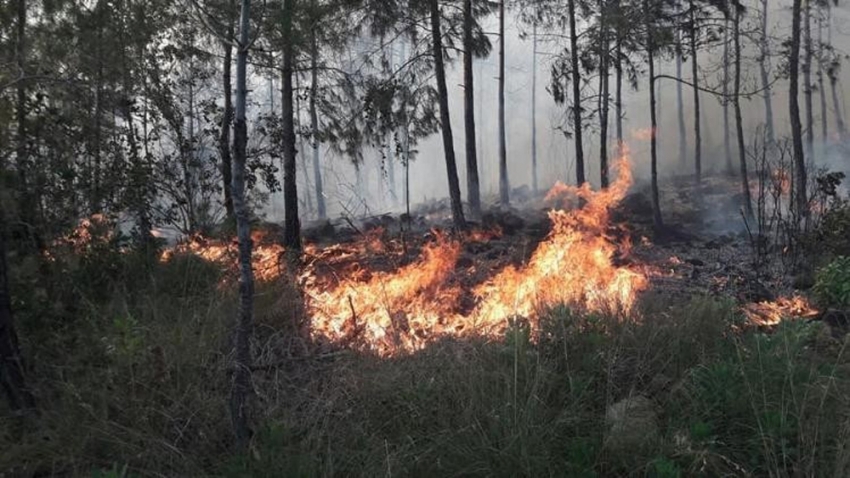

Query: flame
[160,233,285,281]
[165,148,648,355]
[304,147,647,354]
[743,295,819,326]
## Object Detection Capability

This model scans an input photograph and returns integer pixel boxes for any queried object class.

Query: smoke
[265,0,850,222]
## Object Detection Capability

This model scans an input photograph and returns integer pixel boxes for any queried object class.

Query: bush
[813,256,850,308]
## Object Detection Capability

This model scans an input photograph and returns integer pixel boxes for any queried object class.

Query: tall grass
[2,250,850,477]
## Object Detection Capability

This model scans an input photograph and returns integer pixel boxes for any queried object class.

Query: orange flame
[743,295,819,326]
[304,147,647,354]
[164,148,648,355]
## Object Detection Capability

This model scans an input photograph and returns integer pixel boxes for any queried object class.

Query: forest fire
[161,231,286,281]
[743,295,820,326]
[302,150,647,354]
[158,151,647,353]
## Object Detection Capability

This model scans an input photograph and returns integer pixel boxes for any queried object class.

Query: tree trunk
[568,0,585,186]
[790,0,807,218]
[498,0,509,204]
[615,0,623,157]
[309,35,326,220]
[803,0,814,159]
[294,71,315,219]
[118,2,152,247]
[0,213,35,411]
[759,0,775,144]
[722,19,732,174]
[827,4,846,139]
[818,12,828,141]
[15,0,41,249]
[675,15,687,169]
[733,8,753,219]
[230,0,255,450]
[646,0,663,229]
[599,0,610,188]
[463,0,481,215]
[689,0,702,183]
[282,0,301,249]
[219,18,235,223]
[531,20,539,193]
[430,0,466,230]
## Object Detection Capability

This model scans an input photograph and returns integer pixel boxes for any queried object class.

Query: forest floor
[3,173,850,477]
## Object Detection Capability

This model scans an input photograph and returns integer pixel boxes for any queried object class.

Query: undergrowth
[2,248,850,477]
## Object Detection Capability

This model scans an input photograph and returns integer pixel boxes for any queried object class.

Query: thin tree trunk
[733,7,753,219]
[282,0,301,249]
[230,0,255,450]
[827,3,846,138]
[497,0,509,204]
[531,20,539,193]
[463,0,481,215]
[790,0,807,217]
[430,0,466,230]
[309,34,326,220]
[689,0,702,183]
[804,0,814,159]
[615,0,623,156]
[498,0,509,204]
[568,0,585,186]
[818,11,828,141]
[675,13,687,169]
[722,19,732,173]
[119,2,151,246]
[759,0,775,144]
[294,72,314,218]
[219,18,235,223]
[646,0,662,229]
[599,0,610,188]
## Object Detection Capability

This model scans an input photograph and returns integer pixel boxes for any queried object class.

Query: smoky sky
[264,0,850,222]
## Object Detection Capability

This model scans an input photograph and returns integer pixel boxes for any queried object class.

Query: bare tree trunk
[230,0,255,450]
[790,0,807,218]
[294,72,314,218]
[599,0,610,188]
[689,0,702,183]
[498,0,509,205]
[827,3,846,139]
[531,20,539,193]
[430,0,466,230]
[309,34,326,220]
[733,8,753,219]
[568,0,585,186]
[282,0,301,249]
[646,0,662,229]
[615,0,623,157]
[722,19,732,174]
[818,11,828,141]
[804,0,814,160]
[219,18,235,223]
[463,0,481,216]
[759,0,775,144]
[675,13,687,169]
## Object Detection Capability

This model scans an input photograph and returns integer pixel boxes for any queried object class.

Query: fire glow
[302,149,648,354]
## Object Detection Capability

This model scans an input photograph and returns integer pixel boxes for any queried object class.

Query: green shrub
[814,256,850,308]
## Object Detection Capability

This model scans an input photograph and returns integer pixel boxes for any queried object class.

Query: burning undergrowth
[158,149,825,356]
